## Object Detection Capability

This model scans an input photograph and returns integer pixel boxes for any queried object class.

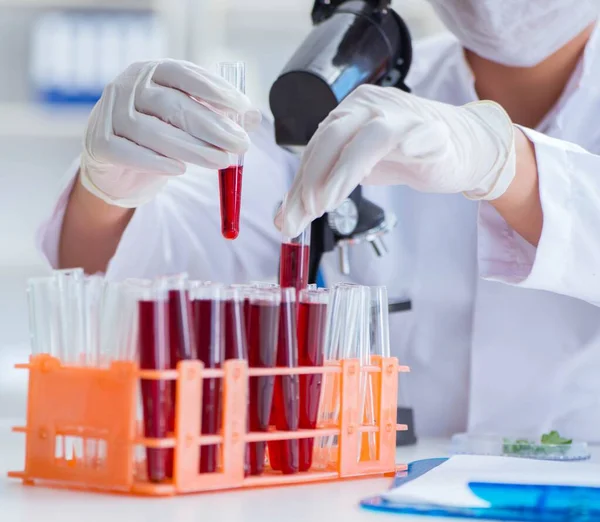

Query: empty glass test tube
[216,61,246,240]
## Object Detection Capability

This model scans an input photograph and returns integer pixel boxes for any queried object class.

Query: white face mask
[427,0,599,67]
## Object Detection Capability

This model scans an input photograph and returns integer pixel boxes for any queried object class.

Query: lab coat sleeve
[477,127,600,305]
[36,119,298,282]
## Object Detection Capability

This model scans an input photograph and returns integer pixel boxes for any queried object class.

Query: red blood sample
[297,301,328,471]
[193,298,223,473]
[279,243,309,293]
[218,165,243,240]
[246,300,279,475]
[167,289,196,469]
[269,297,299,474]
[138,299,173,482]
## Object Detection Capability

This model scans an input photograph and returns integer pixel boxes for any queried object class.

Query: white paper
[383,455,600,509]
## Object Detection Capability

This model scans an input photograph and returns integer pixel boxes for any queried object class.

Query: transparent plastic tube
[162,274,196,469]
[27,276,61,357]
[223,286,248,360]
[297,288,329,471]
[246,289,280,475]
[54,268,85,365]
[216,61,246,240]
[313,284,365,469]
[191,283,224,473]
[280,226,311,294]
[269,288,299,474]
[137,279,173,482]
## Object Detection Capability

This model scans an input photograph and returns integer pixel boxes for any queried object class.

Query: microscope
[269,0,416,443]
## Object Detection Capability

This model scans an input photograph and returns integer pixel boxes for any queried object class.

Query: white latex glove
[277,85,516,238]
[81,59,261,207]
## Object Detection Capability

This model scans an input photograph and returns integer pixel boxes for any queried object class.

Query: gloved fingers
[112,94,232,170]
[85,83,186,176]
[135,81,251,155]
[279,110,370,237]
[95,133,186,176]
[320,117,398,212]
[152,60,261,131]
[296,108,371,216]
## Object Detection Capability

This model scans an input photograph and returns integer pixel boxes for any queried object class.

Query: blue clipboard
[360,458,600,521]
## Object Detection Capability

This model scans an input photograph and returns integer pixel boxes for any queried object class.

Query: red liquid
[279,243,310,293]
[269,301,299,474]
[218,165,243,240]
[167,289,196,464]
[138,299,173,482]
[193,298,223,473]
[246,301,279,475]
[224,299,247,360]
[297,301,328,471]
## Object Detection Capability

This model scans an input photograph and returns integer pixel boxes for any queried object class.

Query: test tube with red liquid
[217,61,246,240]
[164,275,196,455]
[268,288,300,474]
[297,288,329,471]
[246,289,280,475]
[279,225,311,294]
[137,279,173,482]
[191,283,224,473]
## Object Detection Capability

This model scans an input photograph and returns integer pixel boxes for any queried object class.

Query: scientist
[39,1,600,441]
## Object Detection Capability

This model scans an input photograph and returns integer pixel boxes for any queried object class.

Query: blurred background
[0,0,443,417]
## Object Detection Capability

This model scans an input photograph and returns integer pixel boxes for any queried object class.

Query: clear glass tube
[246,288,281,475]
[137,278,173,482]
[216,61,246,240]
[190,283,224,473]
[297,288,329,471]
[54,268,85,366]
[279,193,312,293]
[27,276,61,356]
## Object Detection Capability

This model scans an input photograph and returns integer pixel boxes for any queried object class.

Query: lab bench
[1,422,597,522]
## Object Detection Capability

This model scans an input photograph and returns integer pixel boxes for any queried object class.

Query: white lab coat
[38,26,600,441]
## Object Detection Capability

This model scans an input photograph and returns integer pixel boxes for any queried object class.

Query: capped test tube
[216,61,246,240]
[191,283,224,473]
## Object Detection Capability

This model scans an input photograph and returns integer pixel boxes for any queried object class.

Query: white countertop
[1,421,598,522]
[0,419,453,522]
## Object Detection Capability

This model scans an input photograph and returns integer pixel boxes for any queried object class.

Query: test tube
[191,283,224,473]
[279,226,311,294]
[313,283,364,469]
[269,288,300,474]
[216,61,246,240]
[163,274,196,468]
[297,288,329,471]
[137,279,173,482]
[356,286,376,462]
[246,288,280,475]
[223,286,248,360]
[27,276,61,356]
[54,268,85,365]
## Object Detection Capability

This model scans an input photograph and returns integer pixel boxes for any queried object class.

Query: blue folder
[360,458,600,521]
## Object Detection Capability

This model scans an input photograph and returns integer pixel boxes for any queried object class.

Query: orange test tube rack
[9,354,410,496]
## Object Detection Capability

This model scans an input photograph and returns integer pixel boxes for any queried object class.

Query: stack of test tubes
[25,269,395,482]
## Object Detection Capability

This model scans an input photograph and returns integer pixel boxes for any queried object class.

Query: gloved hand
[277,85,516,238]
[80,59,261,207]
